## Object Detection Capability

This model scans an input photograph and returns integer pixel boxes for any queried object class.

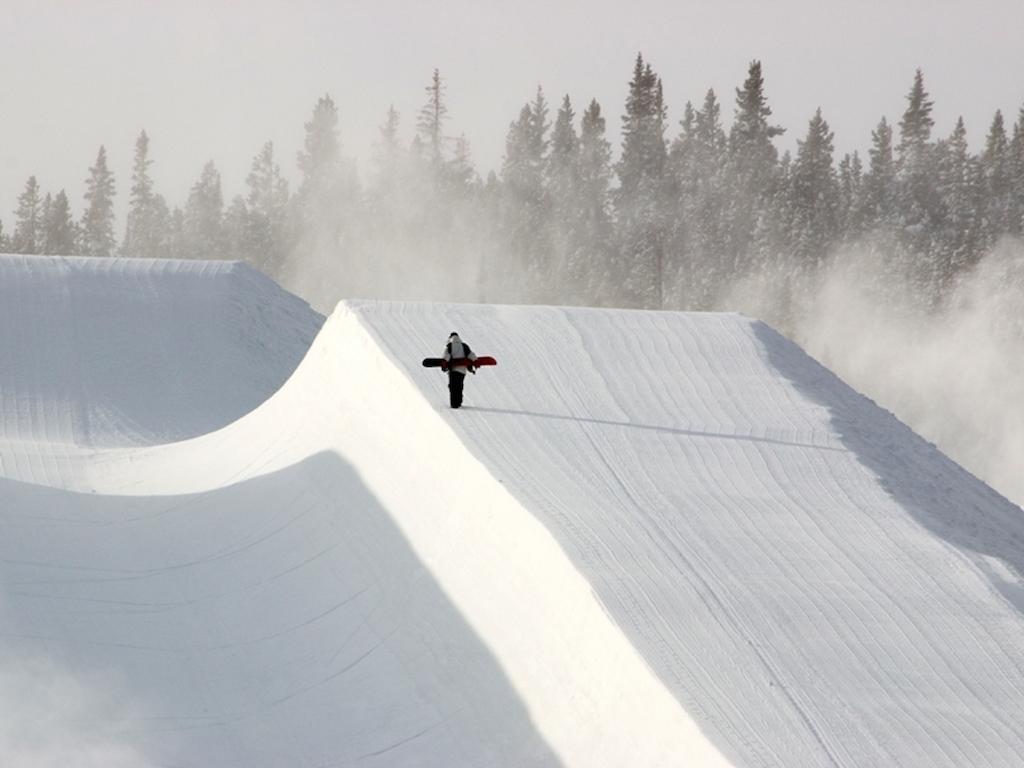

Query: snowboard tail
[422,356,496,369]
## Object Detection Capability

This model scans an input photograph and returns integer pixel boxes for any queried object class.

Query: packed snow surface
[2,259,1024,767]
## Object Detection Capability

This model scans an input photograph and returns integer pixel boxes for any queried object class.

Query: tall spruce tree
[671,89,729,307]
[223,195,250,263]
[895,69,940,261]
[245,141,290,275]
[862,116,897,229]
[726,61,784,277]
[577,98,615,302]
[122,130,165,258]
[42,189,77,254]
[373,106,403,194]
[80,146,116,257]
[500,88,551,297]
[12,176,42,254]
[1011,107,1024,235]
[294,93,358,294]
[547,95,581,295]
[788,109,839,266]
[837,152,865,241]
[182,161,225,259]
[935,117,983,282]
[616,53,668,308]
[981,110,1013,245]
[417,69,448,168]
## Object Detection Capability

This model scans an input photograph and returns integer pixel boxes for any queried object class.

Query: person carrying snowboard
[442,331,477,408]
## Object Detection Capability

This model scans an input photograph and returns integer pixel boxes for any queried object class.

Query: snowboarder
[442,332,478,409]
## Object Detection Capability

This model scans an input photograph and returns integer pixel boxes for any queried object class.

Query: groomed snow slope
[3,278,1024,766]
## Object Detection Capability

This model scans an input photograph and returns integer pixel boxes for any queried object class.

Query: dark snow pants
[448,371,465,408]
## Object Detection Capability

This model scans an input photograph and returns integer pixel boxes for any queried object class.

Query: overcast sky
[3,0,1023,222]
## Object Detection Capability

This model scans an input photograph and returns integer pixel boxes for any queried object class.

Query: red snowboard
[422,356,496,370]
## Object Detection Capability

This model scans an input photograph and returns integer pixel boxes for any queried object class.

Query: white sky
[3,0,1023,223]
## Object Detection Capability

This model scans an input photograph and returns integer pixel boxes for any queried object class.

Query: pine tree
[122,130,165,258]
[293,93,359,297]
[80,146,116,257]
[546,95,581,295]
[935,117,983,282]
[182,161,225,259]
[223,195,250,263]
[895,69,940,261]
[12,176,42,254]
[981,110,1013,245]
[616,53,669,308]
[417,69,449,168]
[548,95,579,214]
[862,116,897,229]
[669,88,730,307]
[788,109,839,266]
[837,151,864,240]
[367,105,415,283]
[0,220,8,252]
[42,189,77,254]
[166,207,186,259]
[245,141,290,274]
[447,134,477,196]
[373,106,403,193]
[500,88,552,297]
[577,98,615,302]
[726,61,784,277]
[1010,107,1024,235]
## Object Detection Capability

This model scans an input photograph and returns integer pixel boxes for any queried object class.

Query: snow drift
[2,259,1024,767]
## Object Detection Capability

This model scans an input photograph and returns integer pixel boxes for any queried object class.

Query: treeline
[4,56,1024,313]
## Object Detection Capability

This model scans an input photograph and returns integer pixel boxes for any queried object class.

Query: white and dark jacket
[442,334,477,375]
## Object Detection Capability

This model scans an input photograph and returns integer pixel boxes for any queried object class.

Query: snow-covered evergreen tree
[12,176,42,254]
[417,69,448,169]
[837,152,864,241]
[1011,108,1024,235]
[576,98,615,303]
[725,60,784,278]
[500,87,551,297]
[980,110,1013,245]
[80,146,116,257]
[934,117,983,283]
[862,116,897,230]
[122,131,166,258]
[670,88,729,307]
[546,95,581,297]
[182,161,225,259]
[616,53,668,308]
[895,69,940,264]
[223,195,250,263]
[788,109,839,267]
[245,141,290,275]
[42,189,77,255]
[293,93,359,297]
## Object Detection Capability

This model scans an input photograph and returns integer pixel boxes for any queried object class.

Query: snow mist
[726,239,1024,508]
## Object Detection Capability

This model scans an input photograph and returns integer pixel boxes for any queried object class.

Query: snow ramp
[0,254,322,447]
[3,291,1024,767]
